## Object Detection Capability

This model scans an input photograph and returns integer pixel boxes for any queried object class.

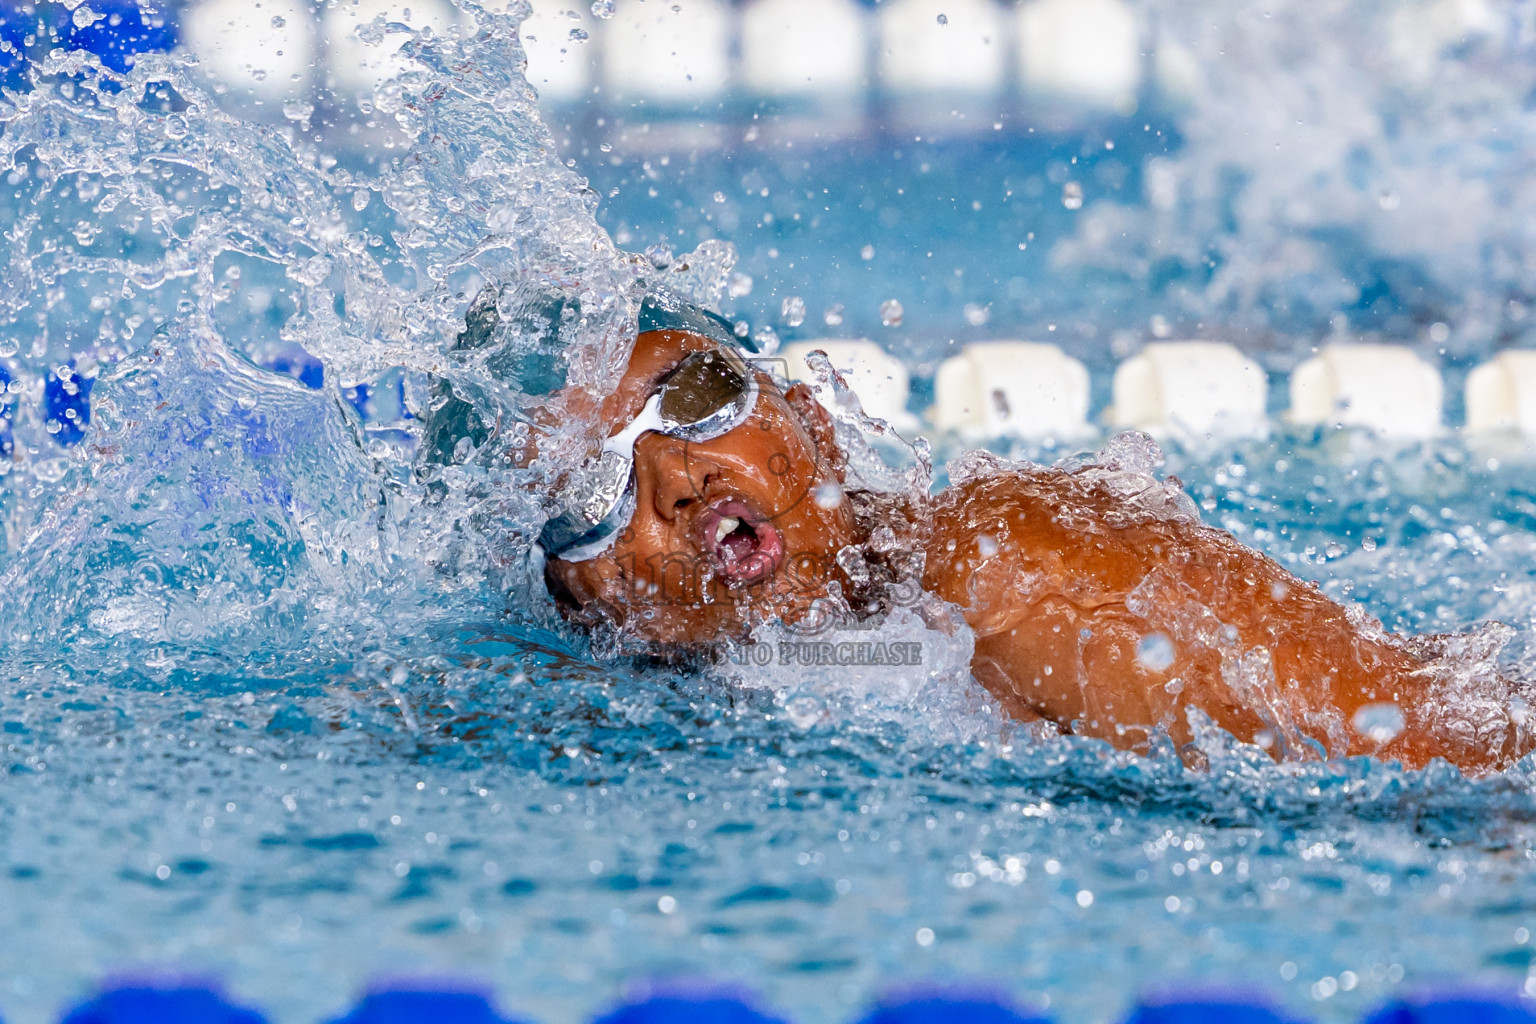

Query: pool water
[3,3,1536,1023]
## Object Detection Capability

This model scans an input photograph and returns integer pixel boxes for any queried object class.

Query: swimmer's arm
[923,468,1527,775]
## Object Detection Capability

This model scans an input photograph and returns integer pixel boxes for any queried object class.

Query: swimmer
[473,295,1531,776]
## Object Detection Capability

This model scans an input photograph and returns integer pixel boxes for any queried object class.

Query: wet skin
[547,329,1531,775]
[546,328,859,643]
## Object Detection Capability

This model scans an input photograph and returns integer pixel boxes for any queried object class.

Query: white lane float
[1289,343,1444,438]
[1109,341,1269,440]
[1465,350,1536,436]
[781,340,921,433]
[520,0,595,104]
[740,0,867,99]
[1016,0,1141,112]
[319,0,463,96]
[932,342,1091,440]
[877,0,1006,95]
[181,0,316,99]
[602,0,732,104]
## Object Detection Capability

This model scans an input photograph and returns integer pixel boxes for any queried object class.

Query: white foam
[782,339,920,433]
[932,341,1091,440]
[1290,343,1443,438]
[1017,0,1141,111]
[740,0,867,98]
[182,0,316,99]
[1110,341,1269,439]
[877,0,1006,95]
[602,0,732,104]
[1465,350,1536,435]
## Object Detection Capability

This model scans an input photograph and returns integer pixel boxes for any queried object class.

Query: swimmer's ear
[783,382,846,482]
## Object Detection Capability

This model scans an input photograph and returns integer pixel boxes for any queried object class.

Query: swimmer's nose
[641,438,720,523]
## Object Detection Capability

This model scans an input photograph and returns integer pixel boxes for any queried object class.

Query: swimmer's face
[546,329,858,646]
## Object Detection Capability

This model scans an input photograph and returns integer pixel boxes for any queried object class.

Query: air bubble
[936,12,948,24]
[1136,633,1176,673]
[1351,703,1404,744]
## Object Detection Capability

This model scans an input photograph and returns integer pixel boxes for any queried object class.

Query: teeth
[714,516,740,545]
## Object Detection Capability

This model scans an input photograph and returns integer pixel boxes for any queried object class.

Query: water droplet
[282,99,315,124]
[860,244,875,260]
[815,481,844,509]
[270,15,286,29]
[1351,702,1404,744]
[727,271,753,298]
[644,244,673,269]
[569,27,588,41]
[72,5,101,29]
[781,295,805,327]
[163,114,188,140]
[783,693,823,729]
[352,190,371,212]
[823,304,844,327]
[1136,632,1176,672]
[963,302,988,326]
[914,927,935,947]
[590,0,615,18]
[1062,181,1084,210]
[879,299,903,326]
[936,12,948,24]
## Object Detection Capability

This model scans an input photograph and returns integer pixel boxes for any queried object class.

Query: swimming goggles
[538,298,760,562]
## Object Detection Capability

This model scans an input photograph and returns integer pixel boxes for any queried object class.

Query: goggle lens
[657,349,753,432]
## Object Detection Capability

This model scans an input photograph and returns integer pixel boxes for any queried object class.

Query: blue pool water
[4,2,1536,1023]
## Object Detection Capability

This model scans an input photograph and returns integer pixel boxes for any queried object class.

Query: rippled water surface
[3,2,1536,1023]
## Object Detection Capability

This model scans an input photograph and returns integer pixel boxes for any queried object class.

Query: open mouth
[696,497,784,586]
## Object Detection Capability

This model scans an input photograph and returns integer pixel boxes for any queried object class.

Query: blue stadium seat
[856,994,1049,1024]
[62,0,177,73]
[1122,993,1303,1024]
[44,362,93,447]
[593,995,788,1024]
[60,985,268,1024]
[330,989,524,1024]
[1363,993,1536,1024]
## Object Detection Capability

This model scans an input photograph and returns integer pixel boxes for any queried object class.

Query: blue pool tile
[44,362,93,447]
[1363,992,1536,1024]
[856,994,1049,1024]
[59,985,268,1024]
[594,995,788,1024]
[1123,992,1304,1024]
[331,989,524,1024]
